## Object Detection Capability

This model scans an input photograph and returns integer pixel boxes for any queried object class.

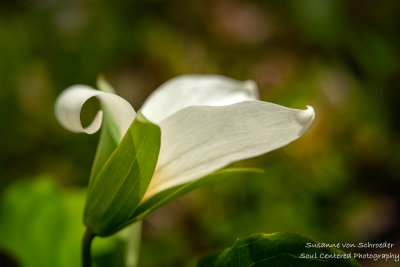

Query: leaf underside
[85,113,161,236]
[197,232,360,267]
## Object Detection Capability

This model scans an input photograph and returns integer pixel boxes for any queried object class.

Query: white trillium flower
[55,75,315,200]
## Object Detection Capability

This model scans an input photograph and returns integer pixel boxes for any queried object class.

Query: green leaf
[0,177,84,267]
[84,113,161,236]
[0,178,68,267]
[89,110,120,183]
[130,168,264,222]
[89,78,121,182]
[0,177,133,267]
[197,233,360,267]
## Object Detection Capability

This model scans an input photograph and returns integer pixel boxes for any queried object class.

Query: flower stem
[82,228,96,267]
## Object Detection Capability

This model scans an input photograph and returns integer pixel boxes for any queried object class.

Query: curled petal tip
[305,105,315,119]
[243,80,257,90]
[82,111,103,134]
[242,80,259,98]
[296,105,315,136]
[54,85,136,138]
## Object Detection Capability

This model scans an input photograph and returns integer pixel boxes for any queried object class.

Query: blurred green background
[1,0,400,266]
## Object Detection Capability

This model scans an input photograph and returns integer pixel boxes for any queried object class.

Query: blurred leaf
[85,113,161,236]
[0,178,84,267]
[0,177,134,267]
[197,232,359,267]
[116,222,142,267]
[97,76,117,94]
[131,168,264,222]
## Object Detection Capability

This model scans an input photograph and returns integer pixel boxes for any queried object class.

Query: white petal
[144,101,315,198]
[140,75,259,122]
[55,85,136,139]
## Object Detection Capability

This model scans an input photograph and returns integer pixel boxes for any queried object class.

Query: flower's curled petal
[140,75,259,123]
[144,102,315,198]
[55,85,136,139]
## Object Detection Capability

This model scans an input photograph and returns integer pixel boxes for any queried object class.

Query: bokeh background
[1,0,400,266]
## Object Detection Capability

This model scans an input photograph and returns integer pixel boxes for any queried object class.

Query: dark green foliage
[198,233,359,267]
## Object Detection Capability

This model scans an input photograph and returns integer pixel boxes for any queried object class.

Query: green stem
[82,228,96,267]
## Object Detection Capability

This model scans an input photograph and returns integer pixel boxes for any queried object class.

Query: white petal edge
[55,85,136,139]
[140,74,259,123]
[143,102,315,199]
